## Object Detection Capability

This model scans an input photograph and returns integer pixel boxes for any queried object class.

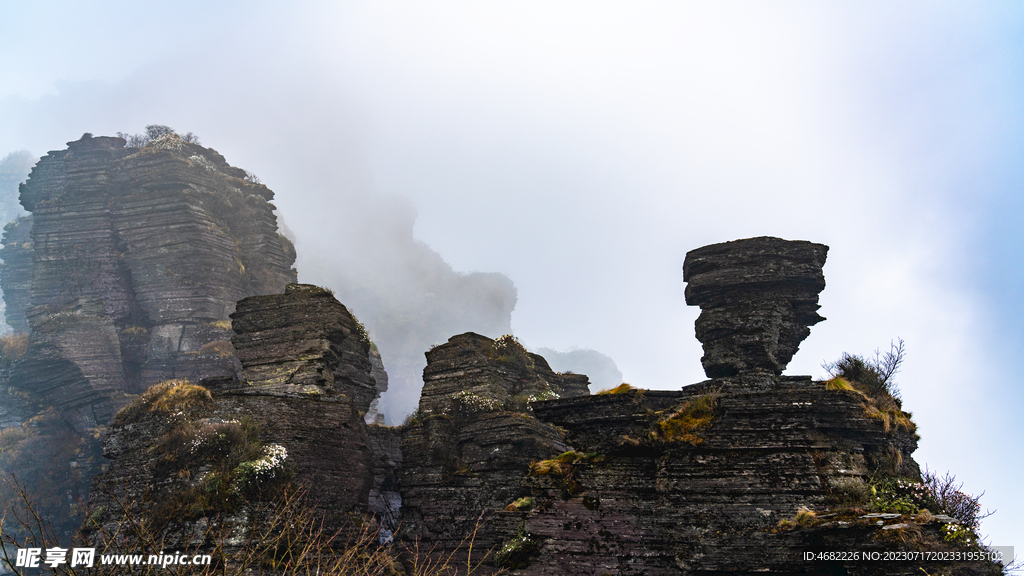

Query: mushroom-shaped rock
[683,236,828,378]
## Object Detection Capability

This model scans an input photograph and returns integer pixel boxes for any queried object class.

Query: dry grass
[863,401,916,433]
[210,320,233,331]
[823,375,916,434]
[0,426,31,453]
[595,383,636,395]
[824,377,855,391]
[653,393,718,446]
[504,497,535,512]
[777,506,818,529]
[199,340,235,358]
[0,333,28,366]
[112,380,214,426]
[4,473,411,576]
[529,451,604,497]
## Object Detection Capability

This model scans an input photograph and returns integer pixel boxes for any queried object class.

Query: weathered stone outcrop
[683,236,828,381]
[0,216,32,333]
[6,133,298,431]
[393,238,999,575]
[366,423,403,540]
[90,285,382,554]
[229,283,381,413]
[12,299,125,432]
[517,380,930,574]
[366,347,389,424]
[418,332,591,415]
[398,333,586,565]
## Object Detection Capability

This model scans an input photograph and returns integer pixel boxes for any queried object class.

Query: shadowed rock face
[229,283,382,413]
[0,216,32,333]
[394,332,588,565]
[683,236,828,379]
[90,285,381,554]
[418,332,591,415]
[5,133,298,431]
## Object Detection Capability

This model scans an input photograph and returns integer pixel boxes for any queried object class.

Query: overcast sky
[1,1,1021,550]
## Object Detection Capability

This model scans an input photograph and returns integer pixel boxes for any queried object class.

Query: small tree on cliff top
[117,125,200,148]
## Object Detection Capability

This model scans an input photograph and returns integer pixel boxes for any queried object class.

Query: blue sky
[1,0,1022,551]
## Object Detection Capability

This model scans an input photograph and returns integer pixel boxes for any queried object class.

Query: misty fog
[1,1,1022,548]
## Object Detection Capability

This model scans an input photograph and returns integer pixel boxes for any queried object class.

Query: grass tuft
[0,333,28,367]
[596,383,637,395]
[112,379,214,426]
[825,377,855,391]
[653,392,718,446]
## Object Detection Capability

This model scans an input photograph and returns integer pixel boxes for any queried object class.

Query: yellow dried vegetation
[530,451,605,476]
[653,392,718,446]
[504,496,535,512]
[530,451,604,497]
[822,376,916,433]
[210,320,233,331]
[199,340,234,358]
[112,379,214,426]
[0,333,28,367]
[595,383,637,395]
[777,506,818,529]
[824,377,855,391]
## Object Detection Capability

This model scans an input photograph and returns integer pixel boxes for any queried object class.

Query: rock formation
[397,332,589,564]
[4,158,996,576]
[0,216,32,333]
[90,284,379,552]
[683,236,828,384]
[391,238,998,575]
[228,283,379,413]
[4,132,299,431]
[0,132,303,542]
[417,332,591,415]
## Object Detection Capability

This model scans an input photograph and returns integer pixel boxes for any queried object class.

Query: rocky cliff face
[417,332,590,415]
[0,132,302,543]
[89,284,380,554]
[396,332,588,565]
[0,216,32,333]
[6,185,995,576]
[4,132,299,431]
[519,381,927,574]
[392,237,998,575]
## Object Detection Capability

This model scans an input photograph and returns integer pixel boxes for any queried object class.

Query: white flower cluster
[148,134,186,152]
[248,444,288,479]
[188,155,217,173]
[527,390,560,403]
[448,391,501,413]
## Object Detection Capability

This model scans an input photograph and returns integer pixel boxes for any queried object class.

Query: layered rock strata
[418,332,591,415]
[395,238,998,575]
[683,236,828,381]
[398,332,588,565]
[90,284,383,552]
[518,382,928,574]
[0,216,32,333]
[6,133,298,430]
[229,283,381,414]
